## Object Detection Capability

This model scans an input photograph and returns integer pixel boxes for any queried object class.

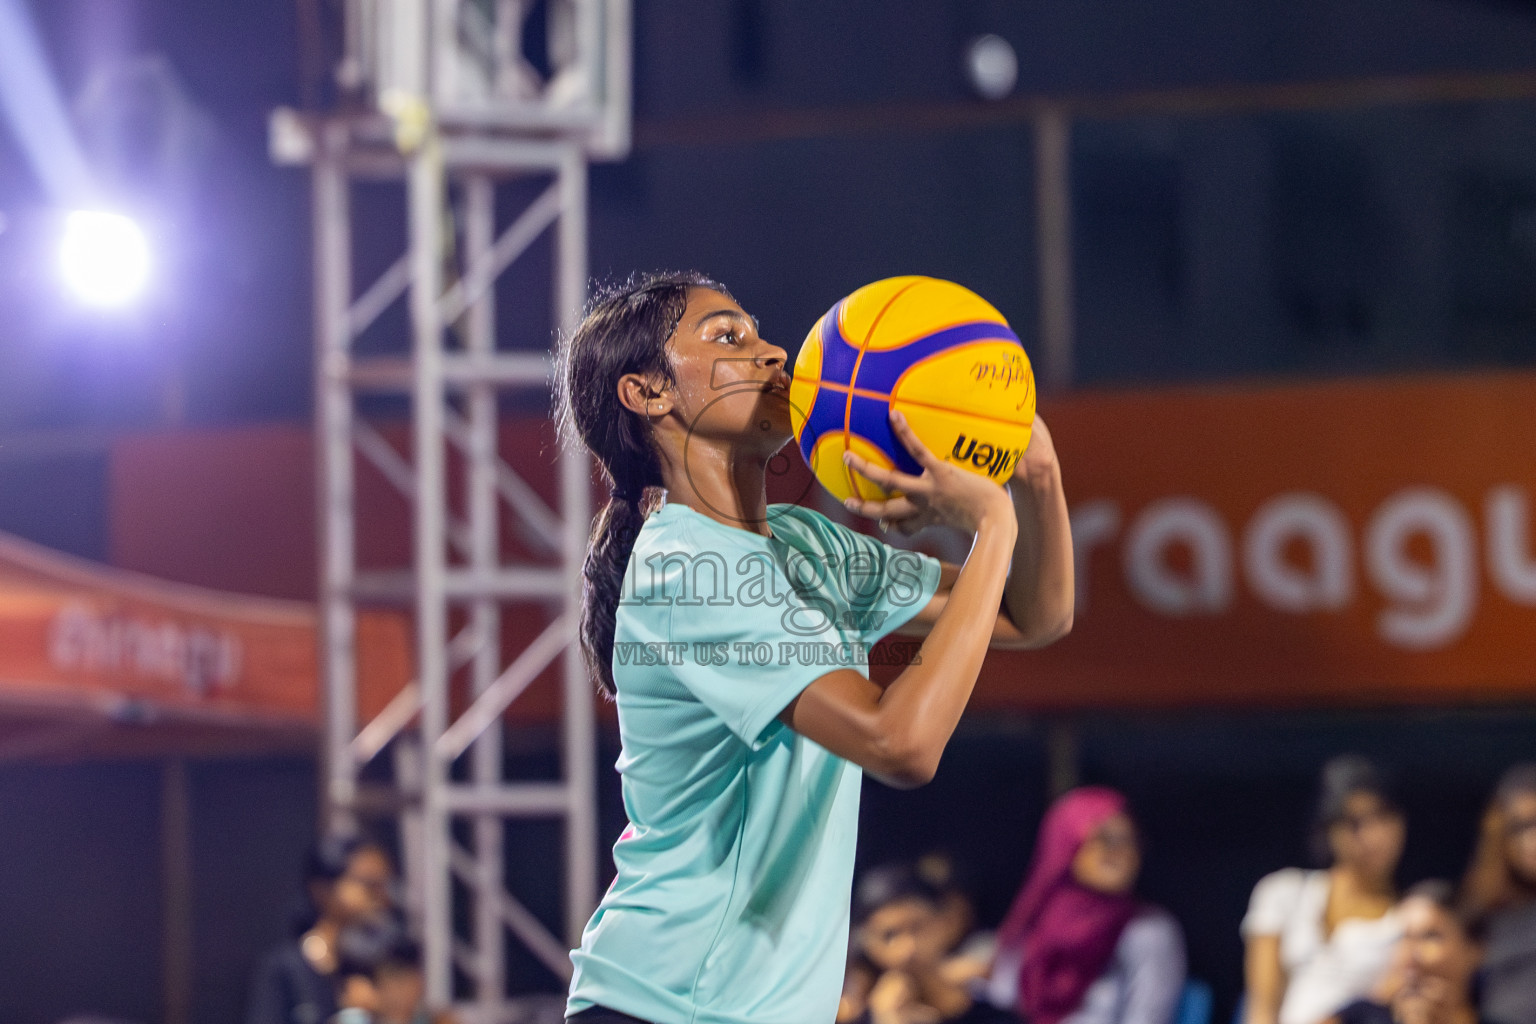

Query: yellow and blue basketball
[789,276,1035,504]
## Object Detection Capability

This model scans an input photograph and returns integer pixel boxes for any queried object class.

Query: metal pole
[1046,719,1081,798]
[160,757,193,1024]
[556,143,597,944]
[408,134,453,1006]
[464,173,507,1009]
[315,124,359,833]
[1034,105,1075,392]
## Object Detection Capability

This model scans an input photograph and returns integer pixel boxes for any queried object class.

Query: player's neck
[659,443,772,536]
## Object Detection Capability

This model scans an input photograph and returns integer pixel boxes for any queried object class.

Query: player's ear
[617,374,671,418]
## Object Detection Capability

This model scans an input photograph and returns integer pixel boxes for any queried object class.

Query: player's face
[662,288,793,454]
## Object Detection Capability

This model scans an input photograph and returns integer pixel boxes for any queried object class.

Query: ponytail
[579,491,650,695]
[555,271,732,695]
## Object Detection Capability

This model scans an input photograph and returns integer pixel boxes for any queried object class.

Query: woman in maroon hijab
[986,787,1186,1024]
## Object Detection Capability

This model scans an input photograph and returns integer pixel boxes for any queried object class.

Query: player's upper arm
[895,561,1038,649]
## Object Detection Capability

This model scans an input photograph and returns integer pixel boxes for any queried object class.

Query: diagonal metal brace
[348,252,412,339]
[353,419,474,556]
[442,407,562,555]
[348,622,491,765]
[435,612,572,760]
[448,842,575,981]
[438,181,562,324]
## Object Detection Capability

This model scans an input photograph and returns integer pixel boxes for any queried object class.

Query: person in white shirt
[1241,756,1405,1024]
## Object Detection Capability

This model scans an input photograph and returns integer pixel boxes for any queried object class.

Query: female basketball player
[557,272,1074,1024]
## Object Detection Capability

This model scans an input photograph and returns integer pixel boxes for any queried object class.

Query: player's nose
[754,341,787,370]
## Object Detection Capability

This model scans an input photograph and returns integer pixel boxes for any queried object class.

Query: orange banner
[106,374,1536,715]
[0,530,410,730]
[963,372,1536,710]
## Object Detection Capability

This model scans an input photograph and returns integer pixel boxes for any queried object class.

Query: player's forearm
[1001,460,1074,647]
[871,509,1016,785]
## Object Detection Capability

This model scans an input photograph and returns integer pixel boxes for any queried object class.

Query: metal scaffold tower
[271,1,630,1018]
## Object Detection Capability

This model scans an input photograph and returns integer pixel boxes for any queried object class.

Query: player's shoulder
[768,503,869,551]
[625,503,778,606]
[634,501,760,554]
[767,502,832,533]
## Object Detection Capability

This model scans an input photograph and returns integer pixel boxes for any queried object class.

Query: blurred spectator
[987,787,1185,1024]
[916,851,997,989]
[1243,756,1405,1024]
[245,834,396,1024]
[843,862,1015,1024]
[1460,763,1536,1024]
[1327,880,1488,1024]
[372,936,458,1024]
[842,944,879,1024]
[331,934,459,1024]
[333,942,384,1024]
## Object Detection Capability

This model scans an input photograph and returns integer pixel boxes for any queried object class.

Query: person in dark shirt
[1330,880,1490,1024]
[246,835,396,1024]
[1460,764,1536,1024]
[845,862,1016,1024]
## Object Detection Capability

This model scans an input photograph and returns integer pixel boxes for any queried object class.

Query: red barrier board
[0,529,411,748]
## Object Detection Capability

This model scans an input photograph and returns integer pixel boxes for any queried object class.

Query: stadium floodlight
[59,210,150,307]
[965,34,1019,101]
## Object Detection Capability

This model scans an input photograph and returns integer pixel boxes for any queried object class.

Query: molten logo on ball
[951,434,1024,480]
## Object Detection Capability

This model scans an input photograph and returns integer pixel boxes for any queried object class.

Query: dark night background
[2,1,1536,1021]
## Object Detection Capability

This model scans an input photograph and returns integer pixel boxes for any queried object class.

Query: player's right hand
[842,410,1014,536]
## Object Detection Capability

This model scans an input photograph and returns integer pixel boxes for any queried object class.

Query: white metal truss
[272,2,629,1019]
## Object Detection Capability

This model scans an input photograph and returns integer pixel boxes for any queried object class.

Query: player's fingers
[843,496,891,520]
[888,410,942,472]
[843,450,924,495]
[842,495,918,521]
[879,496,921,519]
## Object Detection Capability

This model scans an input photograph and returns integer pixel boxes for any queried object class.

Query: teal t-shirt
[567,502,941,1024]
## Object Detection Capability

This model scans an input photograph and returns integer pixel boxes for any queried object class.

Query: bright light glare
[60,210,150,307]
[965,35,1019,101]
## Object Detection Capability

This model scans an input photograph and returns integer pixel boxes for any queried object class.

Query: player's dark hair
[1310,754,1401,866]
[555,271,732,696]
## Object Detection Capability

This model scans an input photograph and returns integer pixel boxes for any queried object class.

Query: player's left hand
[1014,414,1060,486]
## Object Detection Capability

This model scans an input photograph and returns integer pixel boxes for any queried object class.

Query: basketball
[789,276,1036,504]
